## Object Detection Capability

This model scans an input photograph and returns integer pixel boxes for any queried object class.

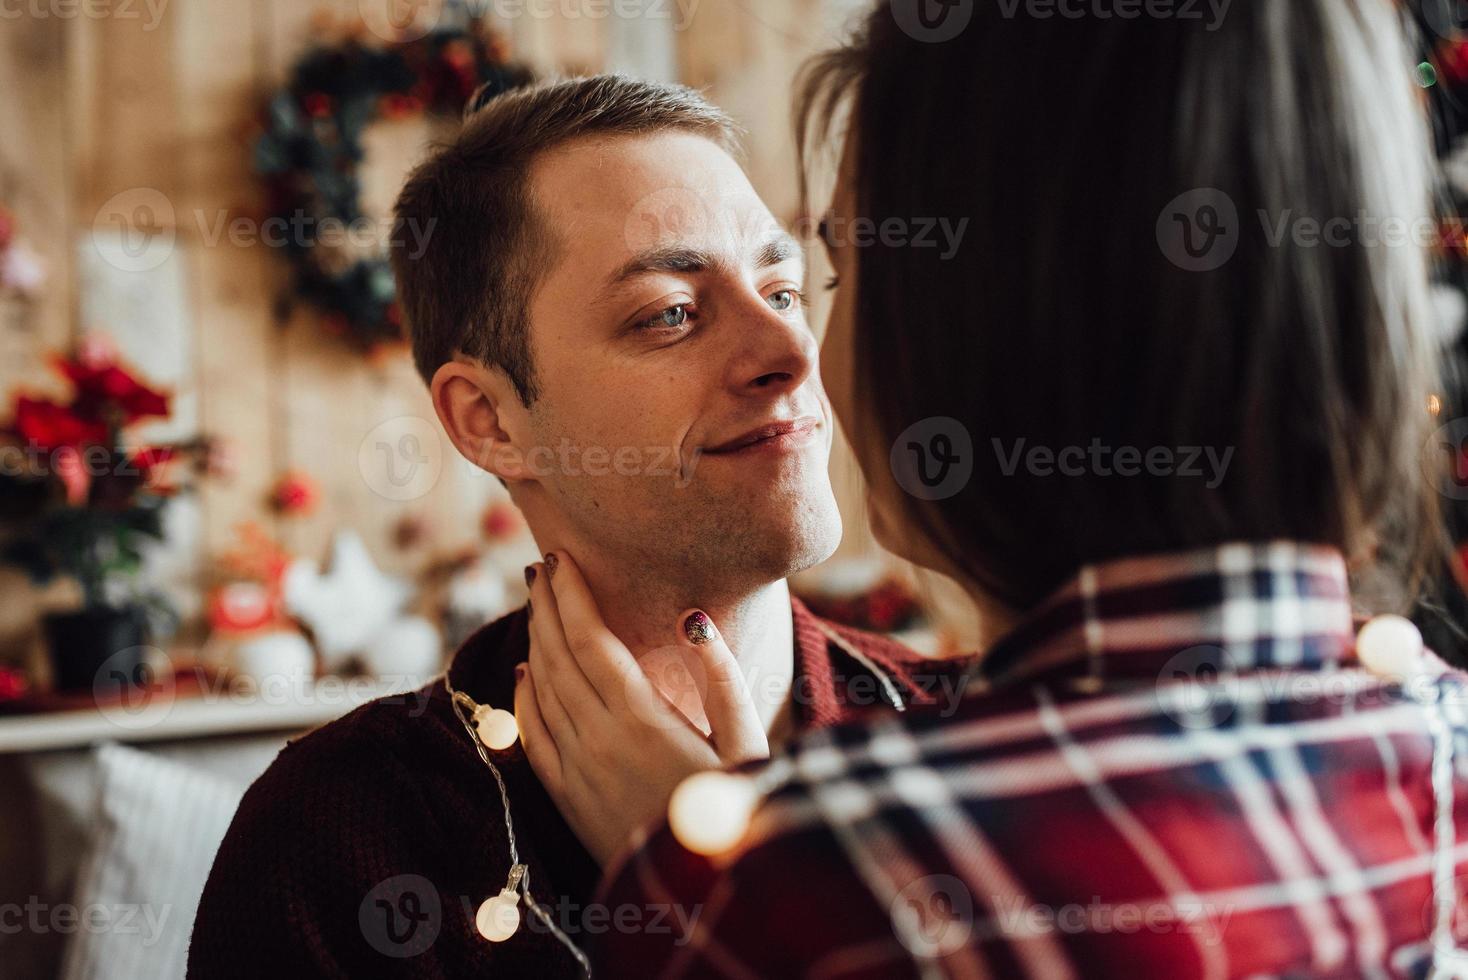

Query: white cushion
[57,743,246,980]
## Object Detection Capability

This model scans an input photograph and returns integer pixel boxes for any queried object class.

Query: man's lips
[701,417,821,455]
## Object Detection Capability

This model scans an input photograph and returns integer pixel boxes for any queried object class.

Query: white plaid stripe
[1032,687,1229,980]
[1264,741,1390,977]
[1177,719,1351,972]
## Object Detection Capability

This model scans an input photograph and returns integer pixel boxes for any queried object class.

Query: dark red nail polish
[684,610,714,645]
[544,552,559,578]
[515,664,526,682]
[524,565,536,587]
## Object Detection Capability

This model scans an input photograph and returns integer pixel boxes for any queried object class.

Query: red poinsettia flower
[13,397,108,451]
[54,353,170,425]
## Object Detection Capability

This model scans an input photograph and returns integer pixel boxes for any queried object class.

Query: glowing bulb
[476,889,520,942]
[668,771,758,856]
[474,706,519,750]
[1357,615,1424,679]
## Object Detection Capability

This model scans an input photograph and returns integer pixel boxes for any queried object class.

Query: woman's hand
[514,551,769,866]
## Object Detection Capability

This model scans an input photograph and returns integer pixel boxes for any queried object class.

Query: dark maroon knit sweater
[187,598,968,979]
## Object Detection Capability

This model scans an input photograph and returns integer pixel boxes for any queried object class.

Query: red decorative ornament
[270,471,320,516]
[481,500,523,541]
[0,667,27,703]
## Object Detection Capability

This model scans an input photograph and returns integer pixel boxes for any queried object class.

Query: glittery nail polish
[544,552,559,578]
[684,610,714,645]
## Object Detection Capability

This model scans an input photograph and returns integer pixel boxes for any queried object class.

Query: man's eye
[638,305,690,330]
[766,289,800,312]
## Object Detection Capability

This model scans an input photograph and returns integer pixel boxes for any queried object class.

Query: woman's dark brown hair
[800,0,1446,612]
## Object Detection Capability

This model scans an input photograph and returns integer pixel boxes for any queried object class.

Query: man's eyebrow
[601,232,803,296]
[606,246,718,289]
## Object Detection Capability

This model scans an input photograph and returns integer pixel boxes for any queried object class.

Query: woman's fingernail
[526,599,533,619]
[524,565,536,587]
[684,610,714,645]
[515,664,526,682]
[544,552,559,578]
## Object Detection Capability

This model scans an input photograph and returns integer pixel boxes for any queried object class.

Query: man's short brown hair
[390,75,741,404]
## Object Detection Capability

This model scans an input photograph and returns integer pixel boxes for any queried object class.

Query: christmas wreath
[253,22,532,351]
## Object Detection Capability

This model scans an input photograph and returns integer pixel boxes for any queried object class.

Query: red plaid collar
[973,541,1356,690]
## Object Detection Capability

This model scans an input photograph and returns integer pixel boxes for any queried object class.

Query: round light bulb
[475,890,520,942]
[474,706,519,750]
[668,771,758,856]
[1357,614,1424,679]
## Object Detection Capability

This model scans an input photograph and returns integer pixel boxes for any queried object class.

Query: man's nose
[728,295,818,397]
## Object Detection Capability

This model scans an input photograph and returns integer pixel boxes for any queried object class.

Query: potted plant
[0,336,214,692]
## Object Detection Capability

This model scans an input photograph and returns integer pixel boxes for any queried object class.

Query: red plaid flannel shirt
[593,542,1468,979]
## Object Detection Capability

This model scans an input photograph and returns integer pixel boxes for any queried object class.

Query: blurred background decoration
[0,0,957,711]
[1407,0,1468,656]
[0,3,960,976]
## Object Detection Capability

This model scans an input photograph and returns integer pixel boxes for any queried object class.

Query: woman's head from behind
[805,0,1444,616]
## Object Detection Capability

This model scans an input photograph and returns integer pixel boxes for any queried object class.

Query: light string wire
[442,672,593,977]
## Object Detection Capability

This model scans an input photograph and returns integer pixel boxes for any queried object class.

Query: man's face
[516,130,841,598]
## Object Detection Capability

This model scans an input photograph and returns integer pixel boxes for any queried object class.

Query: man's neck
[546,546,796,737]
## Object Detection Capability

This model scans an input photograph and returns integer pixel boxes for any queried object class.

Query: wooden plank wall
[0,0,973,644]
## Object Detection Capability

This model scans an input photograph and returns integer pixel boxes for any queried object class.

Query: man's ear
[430,357,533,483]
